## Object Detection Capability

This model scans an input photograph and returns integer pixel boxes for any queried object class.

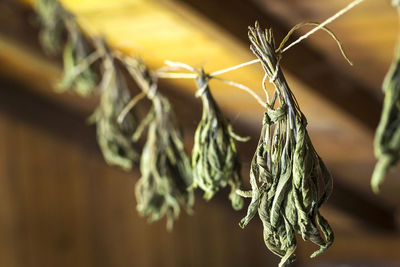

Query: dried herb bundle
[123,57,194,229]
[36,0,98,96]
[372,0,400,193]
[36,0,99,96]
[35,0,65,54]
[57,18,98,96]
[238,23,333,266]
[192,70,247,210]
[88,42,138,170]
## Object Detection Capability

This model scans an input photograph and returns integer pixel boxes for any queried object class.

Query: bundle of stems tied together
[191,68,249,211]
[36,0,99,96]
[236,22,336,267]
[155,60,255,210]
[118,56,195,230]
[87,40,139,170]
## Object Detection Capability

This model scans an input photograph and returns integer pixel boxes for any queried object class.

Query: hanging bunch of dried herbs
[57,17,99,96]
[122,57,194,229]
[237,22,333,267]
[88,41,139,170]
[35,0,65,54]
[36,0,98,96]
[192,70,248,210]
[372,0,400,193]
[32,0,364,241]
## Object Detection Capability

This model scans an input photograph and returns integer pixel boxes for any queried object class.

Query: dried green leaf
[89,45,138,170]
[123,57,194,229]
[192,71,246,210]
[35,0,65,54]
[57,19,98,96]
[35,0,98,95]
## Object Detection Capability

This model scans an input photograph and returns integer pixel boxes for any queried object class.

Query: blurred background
[1,0,400,266]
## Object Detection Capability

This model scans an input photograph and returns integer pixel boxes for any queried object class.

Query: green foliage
[123,58,194,229]
[57,19,98,96]
[35,0,65,54]
[192,71,248,210]
[88,48,139,170]
[136,97,194,230]
[372,3,400,193]
[237,23,333,267]
[36,0,97,96]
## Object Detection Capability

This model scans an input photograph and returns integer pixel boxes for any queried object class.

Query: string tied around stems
[156,61,268,109]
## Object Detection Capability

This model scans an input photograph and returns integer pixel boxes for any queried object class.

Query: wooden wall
[0,82,280,267]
